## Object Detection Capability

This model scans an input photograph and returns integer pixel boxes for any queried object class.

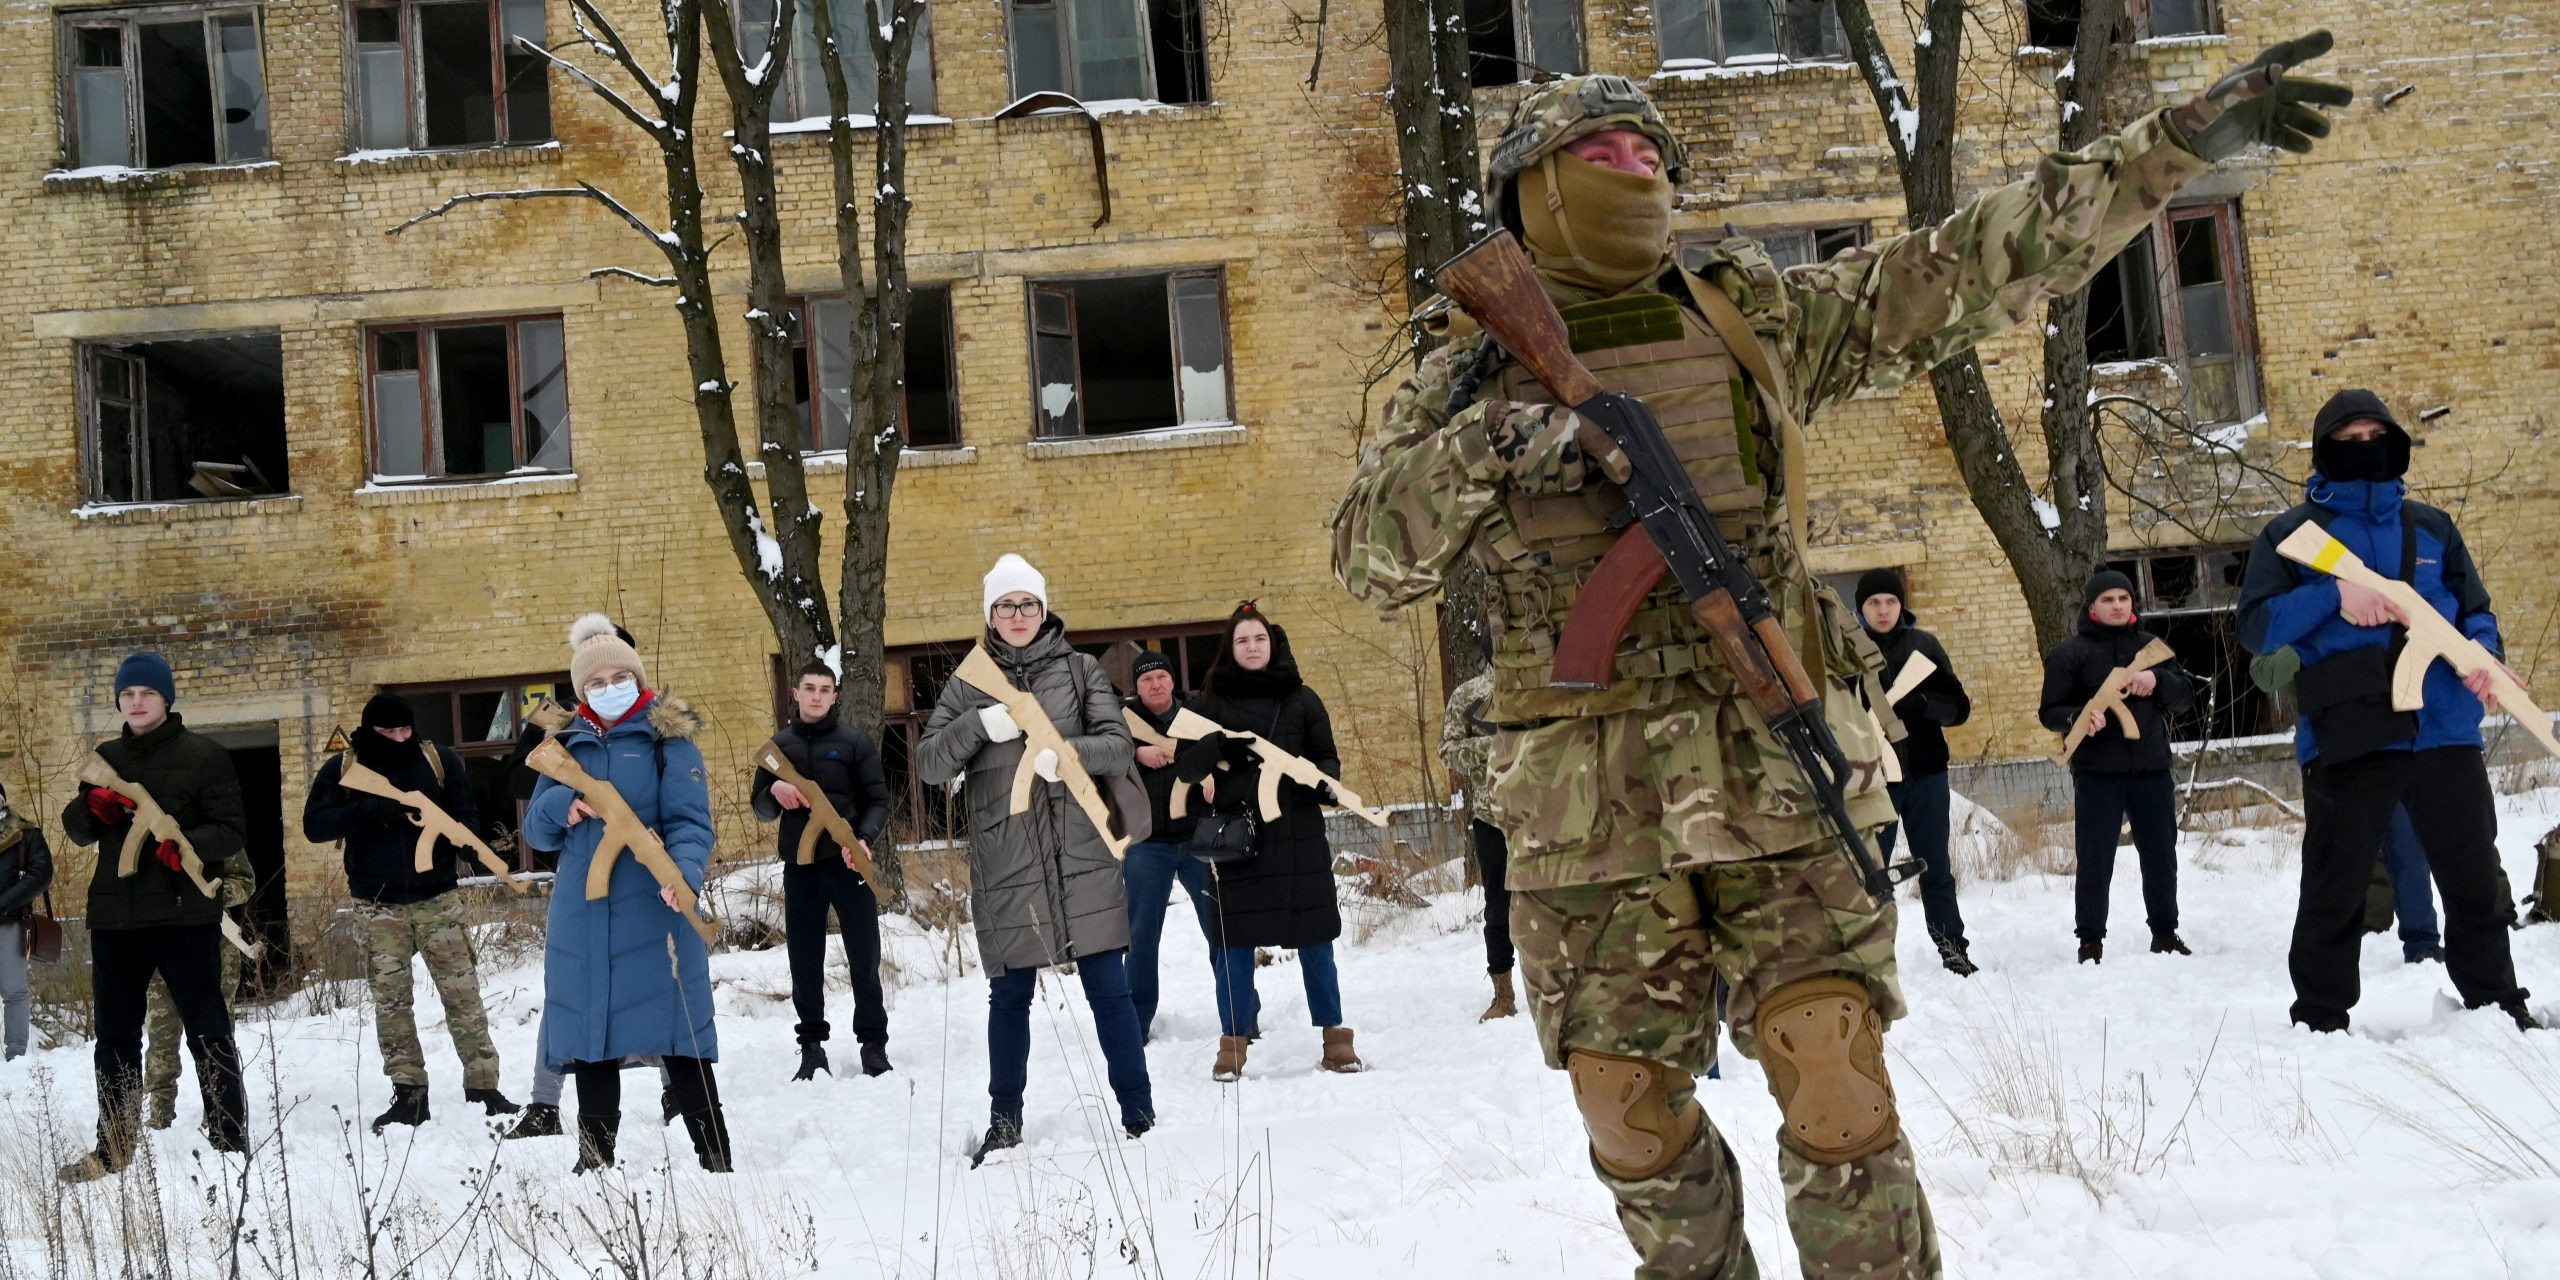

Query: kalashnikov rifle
[523,738,718,942]
[79,755,220,899]
[1123,707,1207,821]
[749,740,884,881]
[1432,230,1907,904]
[2277,524,2560,761]
[954,645,1134,860]
[1159,708,1391,828]
[1863,652,1941,786]
[334,746,525,890]
[2053,638,2176,767]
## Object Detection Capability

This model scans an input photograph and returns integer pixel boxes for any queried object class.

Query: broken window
[62,7,269,170]
[2140,0,2218,38]
[2022,0,2080,49]
[1463,0,1585,86]
[1027,270,1229,439]
[1679,223,1865,273]
[2101,546,2277,742]
[736,0,938,122]
[82,332,290,505]
[2084,202,2258,424]
[1005,0,1208,104]
[348,0,550,151]
[366,315,571,481]
[1655,0,1842,65]
[785,283,961,451]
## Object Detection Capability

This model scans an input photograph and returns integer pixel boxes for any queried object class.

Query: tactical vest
[1472,290,1803,723]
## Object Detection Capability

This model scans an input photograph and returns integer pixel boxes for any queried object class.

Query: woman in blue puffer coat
[524,614,729,1171]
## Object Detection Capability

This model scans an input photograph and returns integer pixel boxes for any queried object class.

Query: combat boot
[2150,931,2191,956]
[464,1087,521,1116]
[859,1043,892,1077]
[58,1151,118,1184]
[1319,1026,1364,1073]
[792,1044,830,1081]
[572,1113,619,1172]
[371,1084,431,1131]
[1212,1035,1249,1082]
[1479,971,1518,1021]
[2077,938,2103,965]
[504,1103,562,1139]
[968,1118,1022,1169]
[1936,937,1979,977]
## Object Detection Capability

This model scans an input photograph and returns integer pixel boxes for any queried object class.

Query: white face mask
[585,678,642,721]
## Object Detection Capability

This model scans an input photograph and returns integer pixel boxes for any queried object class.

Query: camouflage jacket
[1438,671,1495,801]
[1334,110,2213,618]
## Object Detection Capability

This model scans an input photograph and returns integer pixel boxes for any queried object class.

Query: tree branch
[589,265,679,286]
[384,184,670,250]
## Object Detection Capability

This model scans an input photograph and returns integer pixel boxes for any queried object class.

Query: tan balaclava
[1517,148,1675,295]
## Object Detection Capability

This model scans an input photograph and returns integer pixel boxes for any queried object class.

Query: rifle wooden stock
[1122,708,1202,820]
[955,646,1132,860]
[336,754,524,890]
[528,696,574,733]
[1161,709,1390,827]
[79,755,219,898]
[750,740,883,882]
[2053,638,2176,767]
[524,738,718,943]
[1433,233,1605,405]
[2275,524,2560,761]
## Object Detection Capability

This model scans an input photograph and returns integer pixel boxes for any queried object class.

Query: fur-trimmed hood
[648,692,701,742]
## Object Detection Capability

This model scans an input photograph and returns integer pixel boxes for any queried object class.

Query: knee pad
[1756,975,1899,1164]
[1566,1049,1703,1180]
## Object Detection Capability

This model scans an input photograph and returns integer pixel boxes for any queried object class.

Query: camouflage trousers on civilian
[144,948,240,1126]
[1514,850,1939,1280]
[359,896,501,1090]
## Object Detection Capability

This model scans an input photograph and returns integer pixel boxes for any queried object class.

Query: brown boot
[1479,971,1518,1022]
[1212,1035,1249,1082]
[1319,1026,1364,1073]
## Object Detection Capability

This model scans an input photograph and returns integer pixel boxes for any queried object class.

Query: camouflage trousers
[143,947,240,1125]
[1514,850,1939,1280]
[359,897,500,1090]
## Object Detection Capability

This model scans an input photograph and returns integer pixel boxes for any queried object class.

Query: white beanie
[982,554,1049,618]
[568,613,646,692]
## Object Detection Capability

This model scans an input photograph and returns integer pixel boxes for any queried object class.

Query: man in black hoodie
[59,652,249,1181]
[752,662,894,1080]
[304,692,519,1130]
[1856,570,1978,976]
[2040,571,2198,964]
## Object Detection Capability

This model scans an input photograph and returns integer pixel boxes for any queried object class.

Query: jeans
[986,949,1153,1129]
[1119,840,1217,1038]
[2071,770,2180,941]
[783,858,887,1047]
[1471,820,1515,974]
[1882,772,1966,948]
[0,921,29,1059]
[2380,806,2440,958]
[91,923,247,1152]
[1212,941,1342,1037]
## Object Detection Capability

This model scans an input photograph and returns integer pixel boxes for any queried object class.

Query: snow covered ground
[8,785,2560,1279]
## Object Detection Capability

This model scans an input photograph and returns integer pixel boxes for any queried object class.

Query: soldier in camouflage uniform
[1336,38,2349,1279]
[1439,669,1519,1020]
[143,857,251,1128]
[303,692,516,1130]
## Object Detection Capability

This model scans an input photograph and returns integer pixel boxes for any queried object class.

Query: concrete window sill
[353,475,579,506]
[44,161,281,194]
[73,495,303,524]
[333,142,564,176]
[1026,423,1247,460]
[745,446,977,479]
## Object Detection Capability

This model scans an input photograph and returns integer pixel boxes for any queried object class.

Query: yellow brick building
[2,0,2554,895]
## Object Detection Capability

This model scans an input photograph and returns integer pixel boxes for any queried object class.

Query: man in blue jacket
[2238,389,2538,1033]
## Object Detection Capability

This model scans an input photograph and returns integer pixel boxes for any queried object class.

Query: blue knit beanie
[113,652,177,707]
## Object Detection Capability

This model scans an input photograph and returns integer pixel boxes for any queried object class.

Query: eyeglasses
[583,673,638,695]
[991,600,1044,620]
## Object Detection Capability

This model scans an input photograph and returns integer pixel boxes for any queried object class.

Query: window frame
[1021,266,1234,440]
[77,332,291,506]
[738,0,939,124]
[781,284,964,452]
[1463,0,1587,85]
[362,312,573,483]
[2132,0,2221,40]
[1654,0,1846,67]
[383,672,574,872]
[2103,200,2261,426]
[58,4,271,170]
[343,0,552,153]
[1003,0,1207,105]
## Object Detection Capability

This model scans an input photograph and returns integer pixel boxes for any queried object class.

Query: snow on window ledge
[745,446,976,479]
[334,141,564,173]
[45,160,280,192]
[1026,421,1247,460]
[1653,57,1852,82]
[2137,33,2230,51]
[73,494,302,523]
[352,473,579,505]
[770,112,956,138]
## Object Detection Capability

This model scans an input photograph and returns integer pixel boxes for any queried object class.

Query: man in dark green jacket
[58,653,249,1181]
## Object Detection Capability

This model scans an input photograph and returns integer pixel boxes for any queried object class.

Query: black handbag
[1189,808,1259,867]
[2295,510,2422,765]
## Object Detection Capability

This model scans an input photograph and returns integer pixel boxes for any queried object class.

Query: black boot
[464,1087,521,1116]
[2150,931,2191,956]
[660,1086,679,1126]
[372,1084,431,1131]
[504,1102,562,1139]
[2077,938,2103,965]
[2494,996,2544,1032]
[793,1044,829,1082]
[572,1112,619,1172]
[681,1106,735,1172]
[1122,1106,1155,1140]
[859,1043,892,1078]
[968,1118,1022,1169]
[1936,937,1979,977]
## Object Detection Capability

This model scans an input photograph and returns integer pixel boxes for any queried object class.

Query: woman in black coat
[1177,603,1363,1081]
[0,780,55,1061]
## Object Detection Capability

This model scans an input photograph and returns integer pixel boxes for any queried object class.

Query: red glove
[85,786,138,826]
[152,839,183,873]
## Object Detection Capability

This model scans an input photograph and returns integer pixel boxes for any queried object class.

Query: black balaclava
[2311,389,2411,483]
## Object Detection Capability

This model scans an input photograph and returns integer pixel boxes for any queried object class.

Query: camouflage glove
[1469,400,1633,496]
[2167,30,2353,161]
[2248,645,2302,694]
[219,860,256,907]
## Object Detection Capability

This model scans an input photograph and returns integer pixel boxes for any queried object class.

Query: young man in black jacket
[2040,571,2198,964]
[304,692,518,1130]
[753,662,894,1080]
[59,653,250,1181]
[1856,570,1979,976]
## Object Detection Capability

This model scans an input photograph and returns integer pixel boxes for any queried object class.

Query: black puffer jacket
[2039,615,2196,774]
[1181,627,1344,951]
[751,711,891,864]
[62,712,245,930]
[1864,614,1971,777]
[0,820,54,922]
[1123,697,1199,845]
[303,733,478,904]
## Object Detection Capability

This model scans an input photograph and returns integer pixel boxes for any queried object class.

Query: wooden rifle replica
[1123,708,1207,821]
[333,741,524,890]
[749,740,883,882]
[954,645,1133,860]
[2052,638,2176,767]
[79,755,220,899]
[1865,652,1939,786]
[1433,230,1904,904]
[1159,707,1392,828]
[523,738,718,942]
[2277,524,2560,760]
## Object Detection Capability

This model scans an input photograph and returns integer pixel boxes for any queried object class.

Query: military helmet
[1486,74,1688,193]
